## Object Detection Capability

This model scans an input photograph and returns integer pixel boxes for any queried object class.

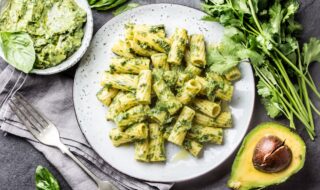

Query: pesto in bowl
[0,0,92,73]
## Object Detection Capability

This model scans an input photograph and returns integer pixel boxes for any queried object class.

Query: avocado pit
[252,135,292,173]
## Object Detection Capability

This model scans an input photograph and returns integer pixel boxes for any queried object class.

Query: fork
[8,94,118,190]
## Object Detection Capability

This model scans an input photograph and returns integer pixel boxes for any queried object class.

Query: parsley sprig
[202,0,320,139]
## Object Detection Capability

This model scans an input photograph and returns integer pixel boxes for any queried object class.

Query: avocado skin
[227,122,306,190]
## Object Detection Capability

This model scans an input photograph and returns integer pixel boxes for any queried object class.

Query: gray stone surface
[0,0,320,189]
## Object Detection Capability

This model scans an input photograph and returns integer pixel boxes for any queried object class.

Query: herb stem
[273,46,320,98]
[297,46,314,130]
[248,0,263,33]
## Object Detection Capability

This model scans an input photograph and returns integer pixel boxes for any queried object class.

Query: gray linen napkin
[0,64,173,190]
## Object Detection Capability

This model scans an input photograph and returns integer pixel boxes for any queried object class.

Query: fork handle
[57,142,101,183]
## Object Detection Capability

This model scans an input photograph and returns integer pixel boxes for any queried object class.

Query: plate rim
[73,3,256,183]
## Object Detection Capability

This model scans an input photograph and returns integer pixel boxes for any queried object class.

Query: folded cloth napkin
[0,64,173,190]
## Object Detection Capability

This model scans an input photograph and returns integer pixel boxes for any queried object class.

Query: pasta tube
[177,79,202,104]
[167,28,188,65]
[185,63,202,77]
[129,39,158,57]
[110,57,150,74]
[149,101,169,125]
[96,87,118,106]
[193,98,221,118]
[134,31,171,53]
[135,138,149,162]
[136,70,152,104]
[114,105,150,131]
[111,40,135,58]
[134,123,149,162]
[109,123,148,146]
[195,76,208,95]
[125,23,166,40]
[183,138,203,157]
[216,112,232,128]
[215,84,234,101]
[152,69,179,87]
[225,67,241,81]
[151,53,169,70]
[193,112,232,128]
[189,34,206,67]
[168,106,195,145]
[153,79,182,115]
[163,126,173,140]
[187,125,223,144]
[106,92,139,120]
[101,72,138,91]
[149,123,166,162]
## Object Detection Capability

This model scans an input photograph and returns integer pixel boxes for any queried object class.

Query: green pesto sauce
[0,0,87,69]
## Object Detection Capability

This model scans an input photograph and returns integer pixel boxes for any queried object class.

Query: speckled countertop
[0,0,319,189]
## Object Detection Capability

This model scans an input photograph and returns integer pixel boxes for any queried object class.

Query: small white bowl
[0,0,93,75]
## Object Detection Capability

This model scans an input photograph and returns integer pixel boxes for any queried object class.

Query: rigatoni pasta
[101,72,138,91]
[112,40,135,58]
[149,123,166,162]
[134,31,171,53]
[167,28,188,65]
[128,39,158,57]
[110,57,150,74]
[187,125,223,144]
[189,34,206,67]
[114,105,149,131]
[97,23,240,163]
[109,123,148,146]
[225,67,241,81]
[136,70,152,104]
[177,79,202,104]
[96,87,118,106]
[168,106,195,146]
[193,98,221,118]
[151,53,169,70]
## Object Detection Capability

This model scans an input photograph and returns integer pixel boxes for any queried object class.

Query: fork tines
[8,94,49,137]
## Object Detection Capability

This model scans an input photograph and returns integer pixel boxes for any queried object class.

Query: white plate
[74,4,255,182]
[0,0,93,75]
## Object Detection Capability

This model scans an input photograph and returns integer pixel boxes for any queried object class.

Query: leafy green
[89,0,127,10]
[202,0,320,139]
[302,38,320,69]
[113,3,139,16]
[0,32,35,73]
[35,166,60,190]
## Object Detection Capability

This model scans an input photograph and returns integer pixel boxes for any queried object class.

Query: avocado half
[228,122,306,190]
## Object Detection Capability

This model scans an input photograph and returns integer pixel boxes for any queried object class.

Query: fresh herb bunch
[88,0,127,10]
[202,0,320,139]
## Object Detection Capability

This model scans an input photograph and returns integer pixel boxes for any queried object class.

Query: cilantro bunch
[202,0,320,139]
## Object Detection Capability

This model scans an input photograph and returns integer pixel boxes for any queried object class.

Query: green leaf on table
[302,38,320,69]
[0,32,35,73]
[91,0,127,10]
[35,165,60,190]
[113,3,139,16]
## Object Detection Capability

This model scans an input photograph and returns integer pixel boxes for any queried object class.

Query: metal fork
[8,94,118,190]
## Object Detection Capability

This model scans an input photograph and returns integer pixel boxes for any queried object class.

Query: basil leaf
[0,32,35,73]
[113,3,139,16]
[90,0,127,10]
[35,165,60,190]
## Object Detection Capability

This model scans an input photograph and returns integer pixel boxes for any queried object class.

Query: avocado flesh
[228,122,306,190]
